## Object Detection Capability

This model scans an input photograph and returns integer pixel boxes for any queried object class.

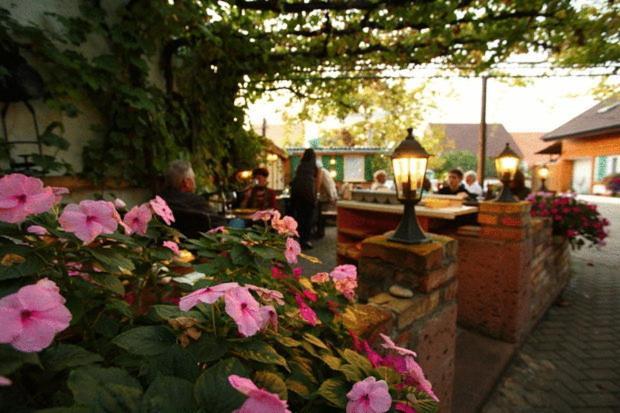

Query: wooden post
[477,76,488,187]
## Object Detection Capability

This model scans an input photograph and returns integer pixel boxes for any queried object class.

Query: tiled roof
[542,98,620,141]
[511,132,549,166]
[286,147,389,155]
[429,123,523,157]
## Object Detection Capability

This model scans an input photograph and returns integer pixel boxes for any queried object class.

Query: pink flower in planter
[207,226,228,234]
[123,204,152,235]
[51,186,69,203]
[403,356,439,402]
[285,237,301,264]
[310,272,330,283]
[163,240,180,255]
[294,294,318,326]
[224,287,265,337]
[330,264,358,301]
[27,225,48,235]
[0,278,71,352]
[272,215,299,237]
[362,340,384,368]
[271,266,288,280]
[59,200,119,244]
[0,376,11,386]
[149,196,175,225]
[250,209,280,222]
[0,174,55,223]
[302,289,318,302]
[346,376,392,413]
[379,333,417,357]
[395,403,416,413]
[566,229,577,238]
[292,267,302,279]
[228,375,291,413]
[260,305,278,330]
[179,282,239,311]
[247,285,285,305]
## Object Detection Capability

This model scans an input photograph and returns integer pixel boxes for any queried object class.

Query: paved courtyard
[482,198,620,413]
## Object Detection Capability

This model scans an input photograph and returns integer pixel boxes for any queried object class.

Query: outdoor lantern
[238,170,252,180]
[329,169,337,178]
[538,164,549,191]
[266,153,278,162]
[389,128,430,244]
[494,142,521,202]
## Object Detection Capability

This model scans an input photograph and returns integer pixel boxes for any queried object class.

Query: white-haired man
[464,170,483,197]
[159,160,225,238]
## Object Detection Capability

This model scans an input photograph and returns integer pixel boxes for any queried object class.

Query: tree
[1,0,616,184]
[435,150,497,178]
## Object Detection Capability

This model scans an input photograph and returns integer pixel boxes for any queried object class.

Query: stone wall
[454,201,571,343]
[355,233,458,412]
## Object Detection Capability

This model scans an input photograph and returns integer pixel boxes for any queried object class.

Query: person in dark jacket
[290,148,320,250]
[510,170,531,200]
[240,167,277,210]
[159,160,226,238]
[436,169,471,198]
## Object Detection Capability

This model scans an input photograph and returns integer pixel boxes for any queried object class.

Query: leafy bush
[528,192,610,249]
[0,173,439,412]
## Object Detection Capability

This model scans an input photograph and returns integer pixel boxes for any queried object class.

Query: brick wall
[453,201,571,343]
[354,233,458,412]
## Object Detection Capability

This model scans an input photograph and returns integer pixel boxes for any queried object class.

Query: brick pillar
[356,232,458,412]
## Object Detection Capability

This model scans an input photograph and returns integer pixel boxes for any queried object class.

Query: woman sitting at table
[240,167,277,210]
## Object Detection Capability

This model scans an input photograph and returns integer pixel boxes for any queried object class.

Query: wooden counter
[336,200,478,263]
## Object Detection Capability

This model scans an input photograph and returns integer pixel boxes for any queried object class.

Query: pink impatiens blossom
[310,272,330,283]
[149,195,175,225]
[207,226,228,234]
[292,267,302,279]
[247,285,285,305]
[302,289,318,302]
[395,402,416,413]
[228,375,291,413]
[249,209,280,222]
[271,266,288,280]
[123,204,152,235]
[272,215,299,236]
[0,173,56,223]
[27,225,48,235]
[380,333,417,357]
[330,264,358,301]
[59,200,119,244]
[294,294,318,326]
[224,287,265,337]
[403,356,439,402]
[178,282,239,311]
[0,376,11,386]
[284,237,301,264]
[346,376,392,413]
[163,240,180,255]
[0,278,72,352]
[260,305,278,330]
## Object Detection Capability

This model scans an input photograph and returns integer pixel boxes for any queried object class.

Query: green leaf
[41,131,70,150]
[149,304,201,321]
[68,366,143,413]
[342,349,373,374]
[105,299,133,318]
[317,378,348,408]
[88,248,135,273]
[0,344,40,375]
[275,336,302,347]
[303,333,329,350]
[90,273,125,295]
[375,366,402,386]
[230,244,252,266]
[231,340,288,369]
[0,244,47,281]
[321,354,342,370]
[36,408,91,413]
[112,326,176,356]
[194,358,248,413]
[141,346,199,382]
[141,374,194,413]
[253,371,288,400]
[187,334,228,363]
[43,344,103,372]
[249,246,283,260]
[338,364,363,382]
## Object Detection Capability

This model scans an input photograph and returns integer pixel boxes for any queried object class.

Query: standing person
[290,149,320,250]
[436,169,470,198]
[463,170,483,198]
[510,170,531,200]
[315,161,338,238]
[240,167,277,210]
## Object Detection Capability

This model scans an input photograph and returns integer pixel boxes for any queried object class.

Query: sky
[247,74,617,146]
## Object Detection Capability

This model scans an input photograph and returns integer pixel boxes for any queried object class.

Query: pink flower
[310,272,330,283]
[250,209,280,222]
[363,341,384,368]
[163,240,180,255]
[27,225,48,235]
[295,294,318,326]
[0,376,11,386]
[302,289,318,302]
[123,204,152,235]
[59,200,119,244]
[285,237,301,264]
[113,198,126,209]
[179,282,239,311]
[207,226,228,234]
[228,375,291,413]
[247,285,285,305]
[260,305,278,330]
[224,287,265,337]
[0,174,55,223]
[272,216,299,236]
[379,333,417,357]
[395,403,416,413]
[149,196,175,225]
[403,356,439,402]
[292,267,302,279]
[271,266,288,280]
[330,265,358,301]
[566,229,577,238]
[0,278,71,352]
[346,376,392,413]
[51,186,69,203]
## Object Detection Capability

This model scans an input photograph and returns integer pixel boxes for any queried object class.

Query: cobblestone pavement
[482,200,620,413]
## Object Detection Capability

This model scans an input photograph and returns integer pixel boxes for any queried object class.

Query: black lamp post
[389,128,431,244]
[538,164,549,192]
[494,142,521,203]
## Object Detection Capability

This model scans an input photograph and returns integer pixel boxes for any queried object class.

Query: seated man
[436,168,470,198]
[371,170,393,191]
[159,160,226,238]
[240,167,277,210]
[463,170,483,198]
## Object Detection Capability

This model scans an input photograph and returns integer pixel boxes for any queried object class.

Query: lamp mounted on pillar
[389,128,431,244]
[494,142,521,203]
[538,164,549,192]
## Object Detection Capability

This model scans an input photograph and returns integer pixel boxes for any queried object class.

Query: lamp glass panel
[392,157,427,200]
[538,167,549,179]
[495,156,519,180]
